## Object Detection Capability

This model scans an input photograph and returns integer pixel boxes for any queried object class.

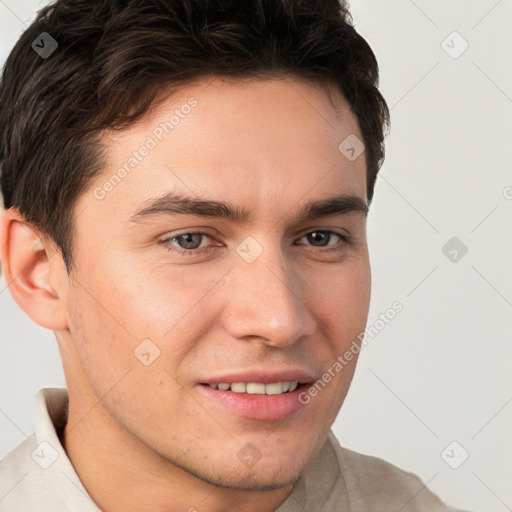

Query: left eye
[298,230,347,248]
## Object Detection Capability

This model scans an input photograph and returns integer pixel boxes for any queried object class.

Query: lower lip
[197,384,309,421]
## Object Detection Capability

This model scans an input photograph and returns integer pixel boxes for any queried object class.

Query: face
[61,76,371,490]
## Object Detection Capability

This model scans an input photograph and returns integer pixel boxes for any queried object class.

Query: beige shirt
[0,388,471,511]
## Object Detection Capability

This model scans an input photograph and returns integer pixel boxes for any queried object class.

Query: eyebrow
[128,191,368,224]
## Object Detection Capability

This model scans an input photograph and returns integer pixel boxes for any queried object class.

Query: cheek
[66,282,134,389]
[87,259,224,374]
[305,263,370,418]
[116,267,221,344]
[316,257,371,333]
[66,274,188,423]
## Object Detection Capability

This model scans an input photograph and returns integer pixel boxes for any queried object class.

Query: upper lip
[198,368,318,385]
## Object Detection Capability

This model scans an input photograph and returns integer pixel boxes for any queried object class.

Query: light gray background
[1,1,511,511]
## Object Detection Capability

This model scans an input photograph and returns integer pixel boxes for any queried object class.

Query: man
[0,0,471,510]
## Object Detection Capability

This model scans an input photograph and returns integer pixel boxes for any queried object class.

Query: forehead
[83,76,366,225]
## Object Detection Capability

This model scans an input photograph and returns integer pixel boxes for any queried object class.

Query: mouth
[197,377,315,421]
[200,380,302,395]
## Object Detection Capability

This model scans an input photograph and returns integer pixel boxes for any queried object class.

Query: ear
[0,208,68,331]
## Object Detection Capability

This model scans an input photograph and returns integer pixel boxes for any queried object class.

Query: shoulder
[0,435,42,510]
[326,432,472,512]
[0,434,38,480]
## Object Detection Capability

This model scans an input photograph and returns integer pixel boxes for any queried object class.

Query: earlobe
[0,208,69,331]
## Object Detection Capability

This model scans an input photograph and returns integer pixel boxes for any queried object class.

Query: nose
[220,241,317,348]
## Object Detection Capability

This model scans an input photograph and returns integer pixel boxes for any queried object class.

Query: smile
[197,381,312,421]
[205,381,299,395]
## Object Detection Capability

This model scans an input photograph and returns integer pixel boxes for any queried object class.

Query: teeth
[230,382,246,393]
[265,382,283,395]
[246,383,266,394]
[208,381,299,395]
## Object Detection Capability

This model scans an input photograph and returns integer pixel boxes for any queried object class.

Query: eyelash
[159,230,350,257]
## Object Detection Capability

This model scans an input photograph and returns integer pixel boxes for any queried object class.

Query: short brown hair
[0,0,389,274]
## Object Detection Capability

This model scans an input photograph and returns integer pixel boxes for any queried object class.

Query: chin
[205,427,325,491]
[167,445,308,492]
[197,462,303,492]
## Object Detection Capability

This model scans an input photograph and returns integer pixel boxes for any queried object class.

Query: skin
[0,76,371,512]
